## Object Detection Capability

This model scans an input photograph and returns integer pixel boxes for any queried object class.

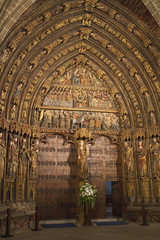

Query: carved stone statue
[121,114,130,129]
[149,111,156,127]
[19,138,29,179]
[137,141,148,178]
[77,140,89,180]
[29,140,39,178]
[7,135,19,178]
[124,142,134,178]
[32,109,39,125]
[0,131,5,178]
[53,110,59,128]
[40,110,52,128]
[59,110,65,128]
[150,137,160,178]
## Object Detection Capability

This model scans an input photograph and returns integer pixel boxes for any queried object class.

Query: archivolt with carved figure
[0,0,160,224]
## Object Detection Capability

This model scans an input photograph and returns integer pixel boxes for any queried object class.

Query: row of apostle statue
[1,131,160,181]
[0,120,160,204]
[0,130,39,180]
[124,138,160,179]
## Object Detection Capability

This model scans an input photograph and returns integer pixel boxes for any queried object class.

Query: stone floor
[0,223,160,240]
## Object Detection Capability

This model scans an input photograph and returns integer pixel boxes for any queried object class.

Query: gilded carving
[121,114,130,130]
[14,76,27,104]
[124,142,135,179]
[80,28,92,40]
[63,1,84,12]
[82,13,93,26]
[7,134,19,178]
[1,15,157,127]
[10,104,17,121]
[137,141,148,178]
[133,28,152,48]
[149,111,157,127]
[16,178,25,201]
[96,2,110,12]
[77,140,89,180]
[150,137,160,178]
[0,0,160,211]
[19,137,29,179]
[29,139,39,179]
[149,45,160,66]
[3,178,14,201]
[0,2,158,151]
[85,0,98,11]
[0,131,6,178]
[127,23,136,32]
[109,9,117,19]
[92,17,106,28]
[140,179,150,198]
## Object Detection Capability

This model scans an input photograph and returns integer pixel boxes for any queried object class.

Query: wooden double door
[112,181,122,217]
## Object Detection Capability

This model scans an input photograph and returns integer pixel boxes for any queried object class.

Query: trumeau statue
[0,131,6,178]
[77,140,89,180]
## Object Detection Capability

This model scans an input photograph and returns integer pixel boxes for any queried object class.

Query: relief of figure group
[0,131,39,180]
[40,109,120,132]
[124,137,160,180]
[43,86,116,110]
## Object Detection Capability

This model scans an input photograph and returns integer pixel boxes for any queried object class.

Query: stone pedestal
[126,179,136,203]
[27,179,36,201]
[16,178,25,201]
[83,203,92,226]
[3,177,14,201]
[154,178,160,199]
[140,178,150,199]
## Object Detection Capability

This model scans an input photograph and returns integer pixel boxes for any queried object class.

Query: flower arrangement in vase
[79,181,97,225]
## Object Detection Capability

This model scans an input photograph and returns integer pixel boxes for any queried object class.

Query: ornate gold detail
[40,105,118,113]
[85,0,99,11]
[0,116,9,130]
[127,23,136,32]
[9,121,21,133]
[16,178,25,201]
[31,126,40,138]
[140,178,150,198]
[0,6,158,132]
[154,180,160,198]
[31,48,141,126]
[126,180,136,202]
[22,124,31,137]
[3,178,14,201]
[27,180,36,200]
[109,9,117,19]
[80,28,92,40]
[82,14,93,26]
[2,14,158,121]
[73,128,92,141]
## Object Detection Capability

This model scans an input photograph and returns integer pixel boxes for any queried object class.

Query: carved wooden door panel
[112,181,122,217]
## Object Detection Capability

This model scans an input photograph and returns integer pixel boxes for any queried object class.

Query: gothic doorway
[37,134,122,220]
[89,136,123,219]
[37,134,78,220]
[106,181,122,218]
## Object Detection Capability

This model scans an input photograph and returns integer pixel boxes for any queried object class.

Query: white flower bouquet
[79,182,97,209]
